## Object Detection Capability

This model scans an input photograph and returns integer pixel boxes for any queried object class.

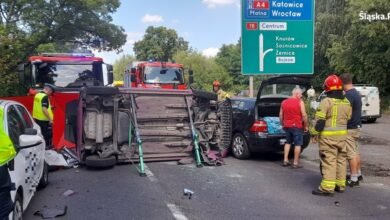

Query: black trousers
[35,119,52,148]
[0,165,13,220]
[0,190,13,220]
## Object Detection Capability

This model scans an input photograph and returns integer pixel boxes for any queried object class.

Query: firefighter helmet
[323,74,343,92]
[213,80,220,87]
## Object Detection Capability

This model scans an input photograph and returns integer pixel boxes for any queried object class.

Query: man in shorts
[340,73,363,187]
[279,88,308,168]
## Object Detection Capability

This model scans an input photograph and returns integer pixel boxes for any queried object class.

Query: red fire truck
[124,61,191,89]
[4,52,113,150]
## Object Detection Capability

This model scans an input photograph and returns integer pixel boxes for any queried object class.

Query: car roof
[231,97,256,102]
[0,100,22,109]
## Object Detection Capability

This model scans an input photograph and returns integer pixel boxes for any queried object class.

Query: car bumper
[246,131,310,153]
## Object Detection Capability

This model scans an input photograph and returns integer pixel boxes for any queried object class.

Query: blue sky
[95,0,241,63]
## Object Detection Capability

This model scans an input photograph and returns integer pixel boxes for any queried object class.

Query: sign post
[241,0,315,75]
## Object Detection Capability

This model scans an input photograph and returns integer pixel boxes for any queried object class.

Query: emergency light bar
[41,52,95,57]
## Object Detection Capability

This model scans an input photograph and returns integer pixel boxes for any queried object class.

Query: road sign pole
[249,76,254,97]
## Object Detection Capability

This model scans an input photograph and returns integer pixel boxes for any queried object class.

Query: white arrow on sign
[259,34,273,72]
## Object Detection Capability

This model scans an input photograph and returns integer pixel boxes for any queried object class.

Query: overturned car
[78,86,232,173]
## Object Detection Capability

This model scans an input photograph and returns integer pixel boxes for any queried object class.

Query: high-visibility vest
[0,107,16,166]
[311,97,351,136]
[33,92,53,121]
[217,89,230,101]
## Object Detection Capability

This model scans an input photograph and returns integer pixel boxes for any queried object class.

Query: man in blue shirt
[340,73,363,187]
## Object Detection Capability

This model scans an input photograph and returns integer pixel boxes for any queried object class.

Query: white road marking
[167,203,188,220]
[144,164,158,182]
[142,165,188,220]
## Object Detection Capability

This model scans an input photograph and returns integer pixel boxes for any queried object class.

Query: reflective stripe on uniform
[315,111,326,119]
[336,179,346,187]
[320,130,347,136]
[320,179,336,190]
[332,105,337,127]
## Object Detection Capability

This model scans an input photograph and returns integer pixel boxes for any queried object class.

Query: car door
[6,103,44,210]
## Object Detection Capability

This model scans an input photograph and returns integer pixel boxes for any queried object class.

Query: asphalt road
[25,158,390,219]
[24,115,390,220]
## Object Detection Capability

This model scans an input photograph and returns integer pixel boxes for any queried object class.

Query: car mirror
[106,64,114,85]
[18,63,25,85]
[24,128,38,135]
[18,134,43,150]
[188,69,194,84]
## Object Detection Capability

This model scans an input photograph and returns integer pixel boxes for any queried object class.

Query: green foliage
[173,51,233,92]
[326,0,390,95]
[313,0,348,89]
[113,54,135,81]
[133,26,189,62]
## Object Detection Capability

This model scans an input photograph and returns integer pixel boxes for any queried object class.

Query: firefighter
[311,74,352,196]
[0,114,17,219]
[33,84,54,147]
[213,80,230,101]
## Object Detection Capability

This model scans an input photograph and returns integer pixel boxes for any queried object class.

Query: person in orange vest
[33,84,54,147]
[311,75,352,196]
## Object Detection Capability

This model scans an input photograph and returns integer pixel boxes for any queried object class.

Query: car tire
[38,162,49,190]
[85,155,116,168]
[13,193,23,220]
[367,118,377,123]
[231,133,251,159]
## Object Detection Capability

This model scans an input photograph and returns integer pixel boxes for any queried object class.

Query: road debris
[63,189,77,197]
[33,206,67,219]
[183,188,194,199]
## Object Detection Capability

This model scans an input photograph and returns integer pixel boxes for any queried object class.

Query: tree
[327,0,390,95]
[0,0,127,96]
[133,26,189,62]
[173,50,233,92]
[313,0,348,88]
[215,40,245,88]
[113,54,135,81]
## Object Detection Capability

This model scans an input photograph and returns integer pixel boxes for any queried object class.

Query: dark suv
[230,75,311,159]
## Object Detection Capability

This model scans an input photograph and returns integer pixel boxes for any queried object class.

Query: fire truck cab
[124,61,192,89]
[8,52,113,150]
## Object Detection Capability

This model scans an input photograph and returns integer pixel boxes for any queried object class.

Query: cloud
[141,14,164,24]
[202,47,220,57]
[202,0,239,8]
[125,32,144,45]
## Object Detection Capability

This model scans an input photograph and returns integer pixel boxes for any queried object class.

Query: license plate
[279,139,287,145]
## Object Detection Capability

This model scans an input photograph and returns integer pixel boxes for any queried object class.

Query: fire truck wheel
[85,155,116,168]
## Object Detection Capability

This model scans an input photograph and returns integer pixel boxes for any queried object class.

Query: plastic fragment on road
[183,188,194,199]
[63,189,77,197]
[45,150,68,166]
[33,206,67,219]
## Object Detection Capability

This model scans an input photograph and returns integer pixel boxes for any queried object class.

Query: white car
[0,100,48,220]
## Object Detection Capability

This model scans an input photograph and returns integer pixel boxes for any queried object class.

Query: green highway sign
[241,0,315,75]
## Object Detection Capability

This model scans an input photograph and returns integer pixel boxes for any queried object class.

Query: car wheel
[367,118,377,123]
[13,193,23,220]
[231,133,251,159]
[38,162,49,190]
[85,155,116,168]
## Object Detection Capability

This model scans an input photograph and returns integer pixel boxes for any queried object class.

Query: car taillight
[249,120,268,132]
